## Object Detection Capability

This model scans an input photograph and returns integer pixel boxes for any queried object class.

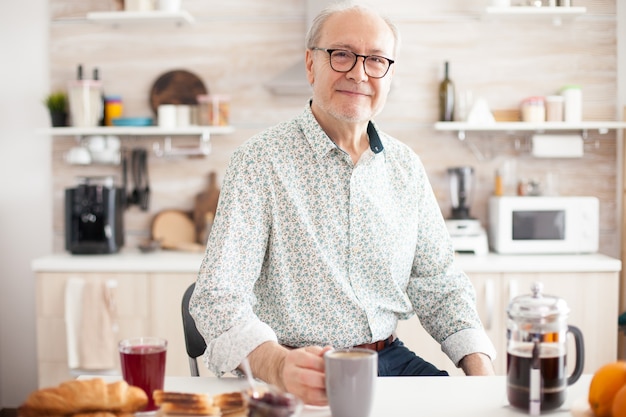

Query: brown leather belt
[353,335,395,352]
[283,335,395,352]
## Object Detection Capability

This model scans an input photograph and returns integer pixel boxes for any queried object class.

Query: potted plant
[44,91,68,127]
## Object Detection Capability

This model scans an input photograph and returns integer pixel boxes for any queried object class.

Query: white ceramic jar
[561,85,582,123]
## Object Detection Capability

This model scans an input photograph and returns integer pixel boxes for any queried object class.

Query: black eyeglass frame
[310,47,395,79]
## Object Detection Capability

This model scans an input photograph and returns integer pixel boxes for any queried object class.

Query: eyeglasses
[311,47,395,79]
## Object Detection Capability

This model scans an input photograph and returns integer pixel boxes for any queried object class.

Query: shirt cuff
[440,328,497,367]
[203,319,278,376]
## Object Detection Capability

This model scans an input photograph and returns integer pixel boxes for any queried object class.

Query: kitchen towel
[64,278,119,370]
[79,279,118,370]
[64,278,85,369]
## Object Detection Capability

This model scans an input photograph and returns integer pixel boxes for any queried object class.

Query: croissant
[18,379,148,417]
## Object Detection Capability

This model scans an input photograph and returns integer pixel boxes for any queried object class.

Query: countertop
[82,374,594,417]
[31,250,622,273]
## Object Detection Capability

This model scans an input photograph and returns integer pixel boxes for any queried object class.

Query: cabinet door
[504,272,619,375]
[467,273,506,375]
[150,273,212,377]
[395,315,463,376]
[36,272,149,388]
[394,273,504,376]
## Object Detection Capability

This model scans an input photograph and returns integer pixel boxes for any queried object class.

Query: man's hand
[246,342,332,406]
[459,352,495,376]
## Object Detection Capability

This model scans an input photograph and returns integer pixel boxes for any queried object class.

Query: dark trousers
[377,338,449,376]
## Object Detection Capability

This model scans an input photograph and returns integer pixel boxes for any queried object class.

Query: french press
[506,282,584,414]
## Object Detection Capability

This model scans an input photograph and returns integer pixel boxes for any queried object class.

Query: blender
[445,166,488,255]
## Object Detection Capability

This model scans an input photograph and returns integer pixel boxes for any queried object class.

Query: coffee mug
[325,348,377,417]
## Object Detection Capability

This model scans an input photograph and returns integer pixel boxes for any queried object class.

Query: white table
[82,374,591,417]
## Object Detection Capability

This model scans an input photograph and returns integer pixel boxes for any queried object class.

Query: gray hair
[305,1,401,58]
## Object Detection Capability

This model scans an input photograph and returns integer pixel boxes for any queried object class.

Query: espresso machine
[445,166,488,255]
[65,176,125,254]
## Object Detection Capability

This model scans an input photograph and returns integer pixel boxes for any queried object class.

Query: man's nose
[347,57,368,81]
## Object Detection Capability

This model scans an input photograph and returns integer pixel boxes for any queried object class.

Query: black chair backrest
[181,282,207,376]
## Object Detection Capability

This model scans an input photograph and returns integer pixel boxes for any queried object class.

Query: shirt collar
[298,102,385,161]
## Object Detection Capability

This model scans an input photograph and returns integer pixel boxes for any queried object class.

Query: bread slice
[212,392,246,415]
[153,391,219,416]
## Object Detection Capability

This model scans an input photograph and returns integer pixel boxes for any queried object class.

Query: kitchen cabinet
[33,252,620,383]
[396,270,620,376]
[149,273,213,378]
[35,271,212,389]
[36,272,150,388]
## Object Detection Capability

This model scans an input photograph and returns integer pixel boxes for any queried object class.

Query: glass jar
[197,94,231,126]
[521,97,545,123]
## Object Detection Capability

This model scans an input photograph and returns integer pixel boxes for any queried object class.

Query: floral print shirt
[190,103,496,376]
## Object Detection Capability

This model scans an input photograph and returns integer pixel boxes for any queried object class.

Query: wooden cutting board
[193,172,220,244]
[151,209,203,252]
[149,69,208,114]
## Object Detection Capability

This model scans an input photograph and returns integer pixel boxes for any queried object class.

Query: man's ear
[305,49,315,85]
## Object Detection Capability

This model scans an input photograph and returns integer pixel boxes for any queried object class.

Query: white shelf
[40,125,234,137]
[485,6,586,17]
[41,126,234,159]
[85,10,195,26]
[434,121,626,140]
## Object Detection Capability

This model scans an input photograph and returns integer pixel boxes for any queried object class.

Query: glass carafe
[506,282,584,413]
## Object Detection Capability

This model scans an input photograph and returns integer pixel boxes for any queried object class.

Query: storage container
[197,94,230,126]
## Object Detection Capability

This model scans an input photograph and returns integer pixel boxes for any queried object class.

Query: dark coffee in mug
[507,345,566,411]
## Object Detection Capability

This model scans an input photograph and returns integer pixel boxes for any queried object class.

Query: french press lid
[507,282,570,326]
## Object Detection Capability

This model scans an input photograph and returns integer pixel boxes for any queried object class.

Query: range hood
[265,0,332,95]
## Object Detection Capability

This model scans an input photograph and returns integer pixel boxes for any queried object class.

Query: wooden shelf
[85,10,195,26]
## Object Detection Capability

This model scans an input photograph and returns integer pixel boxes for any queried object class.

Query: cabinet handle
[508,279,519,302]
[105,279,119,333]
[484,279,494,331]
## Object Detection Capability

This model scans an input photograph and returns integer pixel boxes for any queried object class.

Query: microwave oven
[488,196,599,254]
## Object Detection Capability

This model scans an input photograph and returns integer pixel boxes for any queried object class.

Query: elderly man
[190,0,496,406]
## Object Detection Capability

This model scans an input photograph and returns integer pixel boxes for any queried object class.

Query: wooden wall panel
[48,0,620,256]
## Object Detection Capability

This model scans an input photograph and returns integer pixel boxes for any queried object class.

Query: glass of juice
[119,337,167,412]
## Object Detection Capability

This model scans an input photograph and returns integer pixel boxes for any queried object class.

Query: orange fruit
[612,385,626,417]
[588,361,626,417]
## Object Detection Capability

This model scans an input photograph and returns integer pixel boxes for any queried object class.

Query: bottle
[494,169,503,196]
[93,67,106,126]
[439,61,455,122]
[561,85,582,123]
[105,96,123,126]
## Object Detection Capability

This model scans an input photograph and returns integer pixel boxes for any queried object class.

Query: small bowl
[138,239,161,253]
[244,385,303,417]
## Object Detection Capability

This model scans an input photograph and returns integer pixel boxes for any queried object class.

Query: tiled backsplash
[49,0,620,255]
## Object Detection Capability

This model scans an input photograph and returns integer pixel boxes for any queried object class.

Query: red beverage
[119,338,167,412]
